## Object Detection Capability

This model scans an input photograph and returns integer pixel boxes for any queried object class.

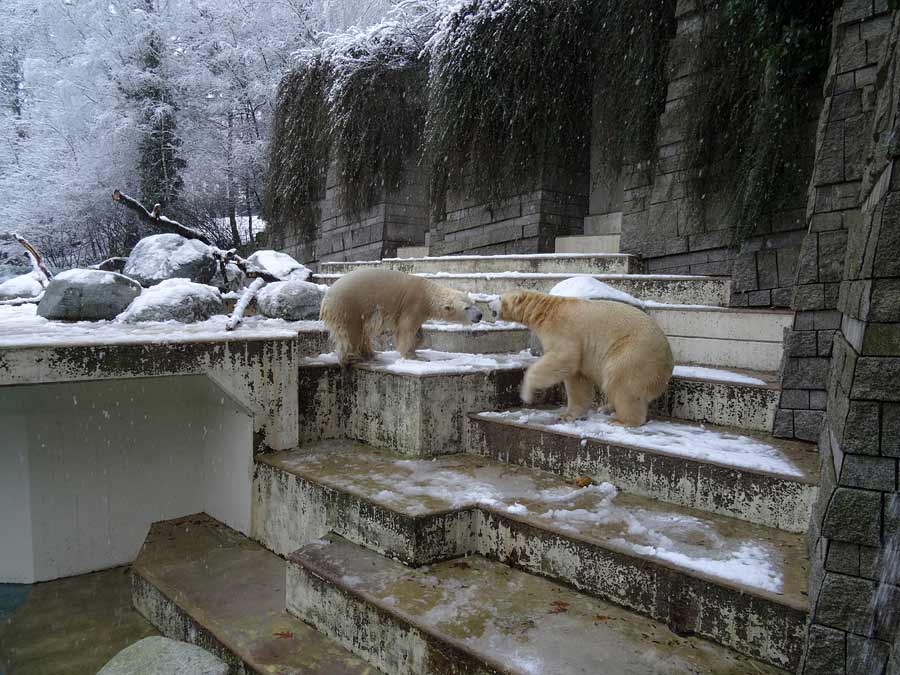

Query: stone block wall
[428,153,589,256]
[273,160,429,266]
[619,0,815,307]
[801,7,900,674]
[775,3,894,443]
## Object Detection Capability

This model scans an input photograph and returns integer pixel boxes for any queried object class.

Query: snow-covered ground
[423,319,524,332]
[285,450,786,594]
[479,409,804,478]
[0,303,318,348]
[673,365,767,386]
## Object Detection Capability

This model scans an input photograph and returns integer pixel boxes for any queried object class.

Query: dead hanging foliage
[423,0,677,208]
[328,37,428,217]
[263,56,332,246]
[683,0,837,240]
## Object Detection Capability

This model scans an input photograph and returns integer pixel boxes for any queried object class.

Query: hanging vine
[683,0,837,240]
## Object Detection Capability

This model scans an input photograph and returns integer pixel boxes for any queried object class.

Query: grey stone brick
[826,541,860,575]
[811,390,829,410]
[859,544,881,579]
[786,330,819,357]
[794,283,827,310]
[819,330,838,357]
[773,409,795,438]
[772,286,793,307]
[802,624,846,675]
[883,404,900,457]
[842,401,882,456]
[796,234,820,285]
[840,454,895,491]
[815,311,844,330]
[781,389,811,409]
[852,357,900,401]
[795,409,826,441]
[748,289,772,306]
[816,572,876,633]
[783,356,831,389]
[847,635,890,675]
[823,487,883,546]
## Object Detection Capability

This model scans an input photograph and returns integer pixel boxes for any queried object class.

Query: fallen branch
[2,232,53,286]
[0,293,44,306]
[211,248,281,283]
[226,276,266,331]
[90,256,128,273]
[111,190,212,245]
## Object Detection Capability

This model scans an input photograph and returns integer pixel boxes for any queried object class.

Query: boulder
[37,269,142,321]
[123,234,217,287]
[247,250,311,281]
[98,636,227,675]
[255,280,326,320]
[0,272,44,301]
[118,278,224,323]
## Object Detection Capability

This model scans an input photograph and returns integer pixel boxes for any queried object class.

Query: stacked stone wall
[775,3,894,443]
[620,0,815,307]
[801,6,900,673]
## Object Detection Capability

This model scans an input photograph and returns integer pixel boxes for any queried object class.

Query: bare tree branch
[2,232,53,285]
[226,276,266,331]
[111,189,213,245]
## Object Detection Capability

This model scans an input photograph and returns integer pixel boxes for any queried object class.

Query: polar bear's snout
[488,297,502,320]
[465,305,483,323]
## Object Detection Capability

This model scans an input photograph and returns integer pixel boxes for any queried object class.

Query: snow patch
[549,276,644,309]
[673,365,767,386]
[480,409,804,478]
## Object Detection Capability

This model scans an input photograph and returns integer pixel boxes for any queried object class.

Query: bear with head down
[491,290,673,426]
[321,268,482,366]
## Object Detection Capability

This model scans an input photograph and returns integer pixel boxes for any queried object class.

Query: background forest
[0,0,393,269]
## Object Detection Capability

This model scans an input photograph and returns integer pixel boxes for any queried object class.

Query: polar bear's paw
[520,383,535,405]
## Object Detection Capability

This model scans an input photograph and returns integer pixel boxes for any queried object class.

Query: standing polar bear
[321,268,483,365]
[490,290,673,426]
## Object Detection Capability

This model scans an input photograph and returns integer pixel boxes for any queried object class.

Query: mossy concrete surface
[0,567,157,675]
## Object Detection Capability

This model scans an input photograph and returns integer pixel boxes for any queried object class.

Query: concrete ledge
[287,533,800,673]
[467,413,818,532]
[320,252,638,275]
[314,272,731,306]
[556,234,621,253]
[132,514,375,675]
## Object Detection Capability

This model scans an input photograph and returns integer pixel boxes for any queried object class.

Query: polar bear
[490,290,673,426]
[320,268,483,365]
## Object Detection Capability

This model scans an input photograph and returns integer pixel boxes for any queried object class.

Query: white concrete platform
[320,252,638,275]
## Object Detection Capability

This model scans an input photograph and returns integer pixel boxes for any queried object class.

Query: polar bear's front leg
[521,351,576,406]
[395,319,425,360]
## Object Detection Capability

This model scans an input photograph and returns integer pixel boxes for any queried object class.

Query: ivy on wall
[683,0,837,240]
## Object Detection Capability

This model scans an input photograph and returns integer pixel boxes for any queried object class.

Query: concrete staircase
[132,253,814,674]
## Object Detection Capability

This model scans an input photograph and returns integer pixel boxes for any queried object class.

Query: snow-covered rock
[118,278,224,323]
[247,250,311,281]
[549,276,644,309]
[0,272,44,301]
[98,636,227,675]
[37,269,142,321]
[255,280,325,320]
[123,234,217,287]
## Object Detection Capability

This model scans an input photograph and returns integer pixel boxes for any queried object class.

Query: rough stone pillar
[801,8,900,674]
[775,2,894,442]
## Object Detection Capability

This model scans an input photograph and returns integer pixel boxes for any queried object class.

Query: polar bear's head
[436,290,483,324]
[491,290,547,325]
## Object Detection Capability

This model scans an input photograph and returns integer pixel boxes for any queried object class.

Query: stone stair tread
[131,514,381,675]
[315,272,719,281]
[473,408,818,484]
[260,443,808,609]
[321,252,637,263]
[289,534,787,675]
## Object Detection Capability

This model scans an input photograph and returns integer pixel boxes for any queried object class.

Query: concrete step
[556,233,621,253]
[421,303,792,370]
[258,444,807,670]
[313,272,731,306]
[297,354,780,456]
[131,514,380,675]
[319,252,639,275]
[287,535,786,675]
[468,409,818,532]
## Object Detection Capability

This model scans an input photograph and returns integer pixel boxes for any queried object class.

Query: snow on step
[672,365,768,385]
[131,514,376,675]
[470,409,818,532]
[481,408,806,478]
[255,444,807,668]
[319,252,639,276]
[287,534,784,675]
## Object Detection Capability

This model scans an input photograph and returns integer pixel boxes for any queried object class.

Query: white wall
[0,375,253,583]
